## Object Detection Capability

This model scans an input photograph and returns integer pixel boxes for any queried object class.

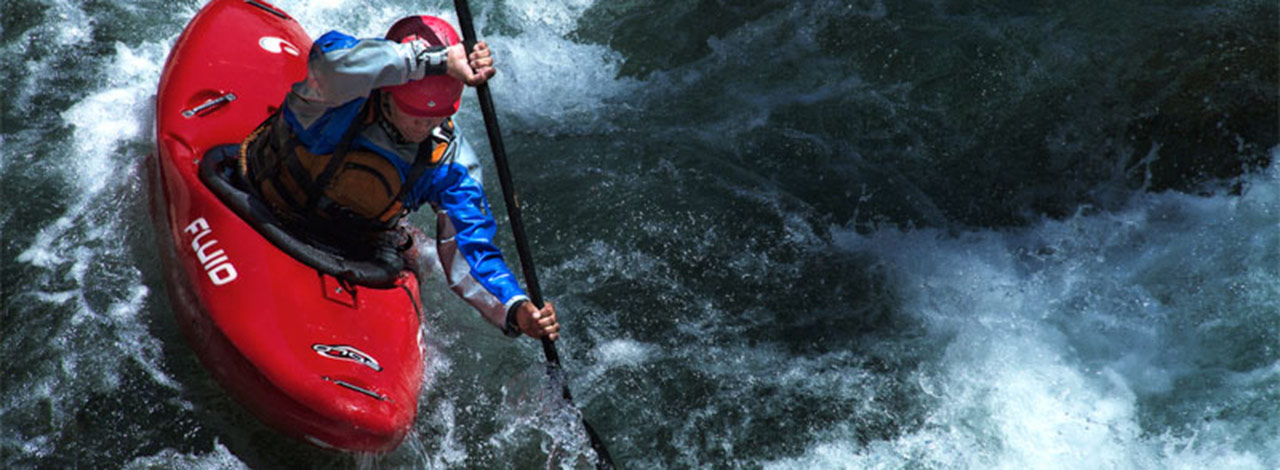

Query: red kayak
[151,0,426,452]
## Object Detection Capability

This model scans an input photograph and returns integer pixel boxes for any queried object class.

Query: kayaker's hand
[446,41,495,86]
[516,300,559,341]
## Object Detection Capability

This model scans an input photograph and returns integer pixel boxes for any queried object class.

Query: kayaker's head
[381,90,446,143]
[381,15,462,142]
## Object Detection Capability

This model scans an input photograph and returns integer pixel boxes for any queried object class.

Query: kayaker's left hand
[516,300,559,341]
[446,41,495,86]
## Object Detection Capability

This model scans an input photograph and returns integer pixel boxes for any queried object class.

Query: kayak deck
[152,0,428,452]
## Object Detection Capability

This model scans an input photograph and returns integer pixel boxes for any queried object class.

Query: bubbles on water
[798,161,1280,469]
[592,338,655,369]
[5,0,1276,468]
[2,1,90,114]
[122,441,248,470]
[494,364,600,469]
[470,1,638,135]
[59,43,163,192]
[2,10,181,465]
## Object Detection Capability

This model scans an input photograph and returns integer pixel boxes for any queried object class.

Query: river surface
[1,0,1277,468]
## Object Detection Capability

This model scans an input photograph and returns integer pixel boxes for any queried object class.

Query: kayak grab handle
[182,92,237,118]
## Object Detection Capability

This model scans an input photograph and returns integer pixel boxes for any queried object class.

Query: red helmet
[383,15,463,117]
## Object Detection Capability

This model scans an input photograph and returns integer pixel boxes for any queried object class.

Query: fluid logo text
[184,217,238,286]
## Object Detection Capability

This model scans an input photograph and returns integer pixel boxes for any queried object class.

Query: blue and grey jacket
[281,31,528,334]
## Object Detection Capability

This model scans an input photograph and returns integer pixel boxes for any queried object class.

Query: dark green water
[2,0,1277,468]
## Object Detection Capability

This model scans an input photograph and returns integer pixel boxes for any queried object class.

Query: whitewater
[1,0,1275,468]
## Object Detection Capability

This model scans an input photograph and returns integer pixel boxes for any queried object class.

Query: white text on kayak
[184,217,239,286]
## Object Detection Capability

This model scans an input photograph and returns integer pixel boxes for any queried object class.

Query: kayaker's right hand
[516,300,559,341]
[445,41,495,86]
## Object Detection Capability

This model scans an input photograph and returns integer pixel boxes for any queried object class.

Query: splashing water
[1,0,1275,468]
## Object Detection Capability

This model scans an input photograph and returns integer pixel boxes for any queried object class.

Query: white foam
[4,1,88,116]
[21,40,166,270]
[60,41,162,189]
[422,400,470,468]
[764,163,1280,468]
[122,441,249,470]
[592,338,656,368]
[273,0,636,137]
[465,2,638,135]
[6,22,182,461]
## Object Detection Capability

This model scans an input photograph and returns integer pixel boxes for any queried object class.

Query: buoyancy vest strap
[343,161,397,196]
[394,118,455,209]
[402,140,436,197]
[241,112,278,187]
[238,123,267,179]
[240,109,303,212]
[376,200,405,224]
[305,102,371,213]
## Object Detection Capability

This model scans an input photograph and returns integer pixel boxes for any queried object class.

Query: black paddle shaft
[448,3,550,361]
[450,1,615,468]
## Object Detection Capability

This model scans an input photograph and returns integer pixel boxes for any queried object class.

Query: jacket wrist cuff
[503,298,529,338]
[402,39,449,80]
[414,43,449,77]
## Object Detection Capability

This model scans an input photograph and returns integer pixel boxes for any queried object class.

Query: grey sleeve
[451,128,484,183]
[286,38,448,127]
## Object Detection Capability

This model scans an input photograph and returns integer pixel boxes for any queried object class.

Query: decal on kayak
[313,344,383,372]
[322,376,389,402]
[183,218,239,286]
[259,36,300,56]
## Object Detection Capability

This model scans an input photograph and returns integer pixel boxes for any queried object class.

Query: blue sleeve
[424,162,528,305]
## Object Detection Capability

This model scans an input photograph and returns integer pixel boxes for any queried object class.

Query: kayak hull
[151,0,426,452]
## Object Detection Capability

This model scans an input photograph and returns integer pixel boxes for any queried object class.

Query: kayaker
[239,15,559,341]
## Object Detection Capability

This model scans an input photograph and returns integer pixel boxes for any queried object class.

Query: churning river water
[1,0,1277,468]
